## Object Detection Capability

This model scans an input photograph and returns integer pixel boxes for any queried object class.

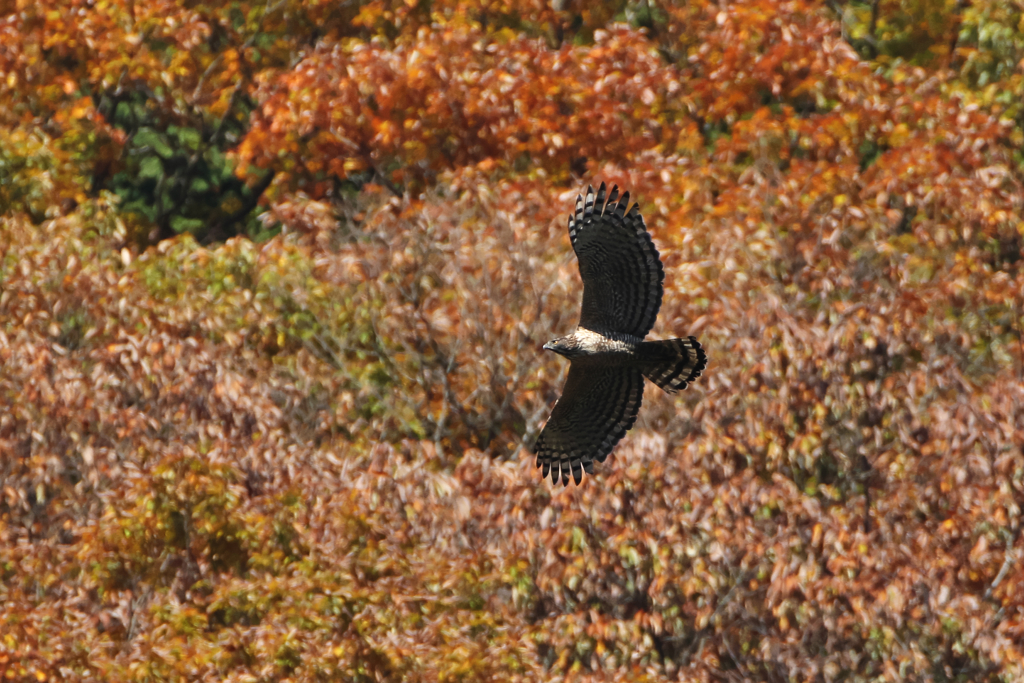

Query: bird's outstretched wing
[568,183,664,338]
[534,365,644,486]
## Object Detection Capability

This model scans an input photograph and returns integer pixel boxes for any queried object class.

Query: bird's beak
[543,341,554,352]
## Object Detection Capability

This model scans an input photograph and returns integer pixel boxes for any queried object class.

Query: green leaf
[138,156,164,180]
[132,102,148,122]
[123,199,156,221]
[134,128,175,159]
[171,216,205,234]
[114,102,134,127]
[174,127,202,152]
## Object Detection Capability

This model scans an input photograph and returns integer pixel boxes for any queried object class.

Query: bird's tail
[639,337,707,393]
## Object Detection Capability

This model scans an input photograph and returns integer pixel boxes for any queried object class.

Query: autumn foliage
[3,0,1024,680]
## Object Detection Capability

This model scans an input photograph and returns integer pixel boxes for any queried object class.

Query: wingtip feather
[595,182,608,215]
[606,184,619,209]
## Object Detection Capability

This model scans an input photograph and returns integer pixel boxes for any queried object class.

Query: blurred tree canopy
[3,0,1024,680]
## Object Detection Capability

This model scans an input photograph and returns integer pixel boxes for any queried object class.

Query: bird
[534,182,707,486]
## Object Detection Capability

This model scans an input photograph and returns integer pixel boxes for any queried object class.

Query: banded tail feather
[639,336,707,393]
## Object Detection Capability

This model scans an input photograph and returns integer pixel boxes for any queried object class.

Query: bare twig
[124,585,153,646]
[372,165,403,198]
[1013,297,1024,382]
[867,0,880,57]
[984,527,1020,603]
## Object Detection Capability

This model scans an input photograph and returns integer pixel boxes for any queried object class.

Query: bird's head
[543,336,582,359]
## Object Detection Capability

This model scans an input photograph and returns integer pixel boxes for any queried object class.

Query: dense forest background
[3,0,1024,680]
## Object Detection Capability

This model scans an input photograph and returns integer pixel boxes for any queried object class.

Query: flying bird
[534,183,707,486]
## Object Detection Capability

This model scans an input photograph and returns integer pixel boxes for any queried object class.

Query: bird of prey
[534,182,707,486]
